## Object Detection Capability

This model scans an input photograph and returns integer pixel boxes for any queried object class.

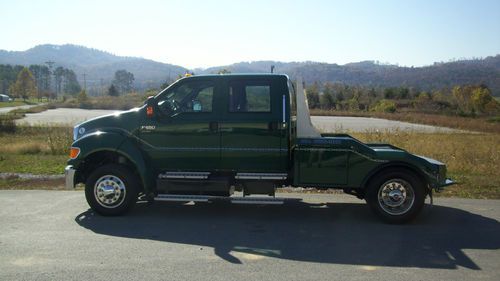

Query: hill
[200,57,500,95]
[0,44,187,91]
[1,44,499,95]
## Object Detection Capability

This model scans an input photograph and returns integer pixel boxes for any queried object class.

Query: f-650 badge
[141,125,156,131]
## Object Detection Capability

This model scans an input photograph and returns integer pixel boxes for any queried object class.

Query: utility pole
[83,73,87,91]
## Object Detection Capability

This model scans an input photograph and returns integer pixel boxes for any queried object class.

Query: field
[0,124,498,199]
[311,109,500,134]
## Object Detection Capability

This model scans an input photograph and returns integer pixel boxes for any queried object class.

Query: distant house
[0,94,13,102]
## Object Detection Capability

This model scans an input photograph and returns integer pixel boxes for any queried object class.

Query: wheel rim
[377,179,415,215]
[94,175,127,209]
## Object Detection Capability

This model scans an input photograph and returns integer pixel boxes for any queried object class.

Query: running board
[153,194,301,205]
[235,173,287,180]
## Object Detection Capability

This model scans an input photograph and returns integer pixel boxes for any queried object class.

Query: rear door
[219,77,287,172]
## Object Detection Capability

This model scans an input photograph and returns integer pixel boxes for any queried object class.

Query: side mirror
[145,96,156,118]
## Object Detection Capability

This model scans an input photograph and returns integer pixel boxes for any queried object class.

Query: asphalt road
[16,108,462,132]
[0,190,498,281]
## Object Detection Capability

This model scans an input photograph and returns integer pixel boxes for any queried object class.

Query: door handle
[209,121,219,132]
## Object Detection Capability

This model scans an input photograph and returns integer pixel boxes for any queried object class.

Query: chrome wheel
[377,179,415,215]
[94,175,127,208]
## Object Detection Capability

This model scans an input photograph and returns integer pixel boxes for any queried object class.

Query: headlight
[73,126,79,141]
[73,126,86,141]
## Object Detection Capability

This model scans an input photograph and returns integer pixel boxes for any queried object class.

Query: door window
[158,81,214,114]
[229,82,271,112]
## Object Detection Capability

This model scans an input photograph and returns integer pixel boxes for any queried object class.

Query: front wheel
[85,164,140,216]
[365,169,426,224]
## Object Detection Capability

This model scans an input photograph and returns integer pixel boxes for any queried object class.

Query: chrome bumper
[436,178,456,191]
[65,165,76,189]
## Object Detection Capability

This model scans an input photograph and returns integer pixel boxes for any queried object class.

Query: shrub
[371,99,396,113]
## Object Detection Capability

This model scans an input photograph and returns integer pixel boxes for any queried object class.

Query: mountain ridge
[0,44,499,95]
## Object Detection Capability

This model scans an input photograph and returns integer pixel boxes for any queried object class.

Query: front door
[139,78,221,172]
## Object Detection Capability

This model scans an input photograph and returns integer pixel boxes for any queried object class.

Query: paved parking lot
[0,190,498,281]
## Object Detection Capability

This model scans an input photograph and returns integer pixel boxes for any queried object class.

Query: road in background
[0,190,498,281]
[0,104,41,114]
[15,108,463,132]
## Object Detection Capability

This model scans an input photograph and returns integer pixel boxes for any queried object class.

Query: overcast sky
[0,0,499,68]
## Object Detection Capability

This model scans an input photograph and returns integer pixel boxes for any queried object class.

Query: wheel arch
[72,133,154,194]
[361,162,428,191]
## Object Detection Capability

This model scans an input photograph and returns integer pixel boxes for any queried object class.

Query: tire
[365,169,426,224]
[85,164,140,216]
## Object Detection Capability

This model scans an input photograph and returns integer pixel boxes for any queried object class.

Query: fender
[359,161,428,189]
[69,131,154,194]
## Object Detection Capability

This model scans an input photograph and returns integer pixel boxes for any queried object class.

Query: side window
[158,81,214,114]
[229,81,271,112]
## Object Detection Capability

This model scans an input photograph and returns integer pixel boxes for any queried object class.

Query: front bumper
[65,165,76,189]
[436,178,456,191]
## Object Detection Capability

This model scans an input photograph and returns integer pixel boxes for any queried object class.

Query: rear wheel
[85,164,140,216]
[365,169,426,223]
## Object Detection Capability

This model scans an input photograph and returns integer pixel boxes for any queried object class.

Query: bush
[371,99,396,113]
[0,116,16,133]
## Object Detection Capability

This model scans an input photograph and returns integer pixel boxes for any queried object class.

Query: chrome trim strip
[296,148,388,163]
[235,173,288,180]
[159,172,210,179]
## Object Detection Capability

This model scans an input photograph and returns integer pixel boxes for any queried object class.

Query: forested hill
[200,56,500,95]
[0,44,187,90]
[1,44,499,95]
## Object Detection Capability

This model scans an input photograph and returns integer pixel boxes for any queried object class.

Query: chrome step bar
[158,171,210,179]
[235,173,287,180]
[153,194,300,205]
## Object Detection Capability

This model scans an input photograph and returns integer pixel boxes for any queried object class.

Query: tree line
[0,64,81,100]
[305,82,500,116]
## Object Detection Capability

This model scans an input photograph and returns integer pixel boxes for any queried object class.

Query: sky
[0,0,499,69]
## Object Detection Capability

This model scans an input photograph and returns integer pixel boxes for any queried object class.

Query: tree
[62,69,81,95]
[9,67,37,100]
[77,89,88,104]
[112,70,134,94]
[306,83,320,109]
[108,84,119,96]
[471,86,493,114]
[54,66,65,95]
[217,68,231,74]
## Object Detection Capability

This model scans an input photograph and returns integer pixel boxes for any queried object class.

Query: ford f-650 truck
[65,74,454,223]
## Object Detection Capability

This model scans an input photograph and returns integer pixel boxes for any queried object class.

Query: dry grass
[351,131,500,199]
[311,109,500,134]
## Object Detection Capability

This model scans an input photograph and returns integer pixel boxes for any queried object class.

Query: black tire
[85,164,140,216]
[365,169,426,224]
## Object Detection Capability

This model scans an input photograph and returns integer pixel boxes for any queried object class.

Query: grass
[0,124,498,199]
[0,99,39,108]
[54,93,147,110]
[311,109,500,134]
[350,131,500,199]
[0,126,72,174]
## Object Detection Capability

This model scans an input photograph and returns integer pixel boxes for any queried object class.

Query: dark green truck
[65,74,454,223]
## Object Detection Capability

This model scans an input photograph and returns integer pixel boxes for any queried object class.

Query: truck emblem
[141,125,156,131]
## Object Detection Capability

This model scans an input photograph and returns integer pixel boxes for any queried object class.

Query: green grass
[1,125,499,199]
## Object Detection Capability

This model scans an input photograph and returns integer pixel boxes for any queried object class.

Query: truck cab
[66,74,454,223]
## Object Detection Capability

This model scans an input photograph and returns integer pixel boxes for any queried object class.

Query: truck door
[139,78,221,171]
[219,78,287,172]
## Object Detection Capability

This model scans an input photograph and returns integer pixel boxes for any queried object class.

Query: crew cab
[65,74,454,223]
